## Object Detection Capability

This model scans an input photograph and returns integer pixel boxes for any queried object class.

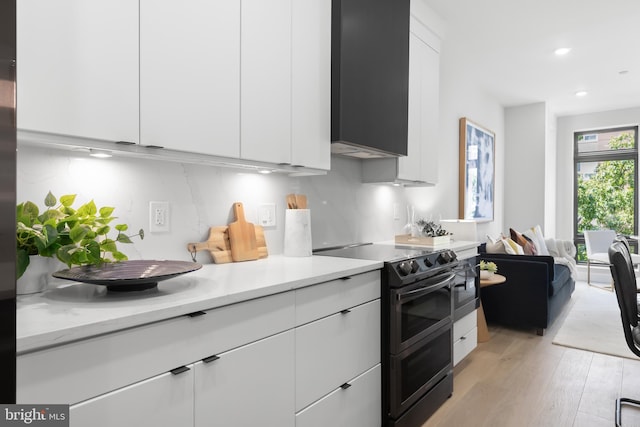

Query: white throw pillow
[523,225,550,256]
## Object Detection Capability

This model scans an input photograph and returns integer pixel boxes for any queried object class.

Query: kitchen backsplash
[17,144,453,263]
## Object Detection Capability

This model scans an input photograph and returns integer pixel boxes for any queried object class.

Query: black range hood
[331,0,410,158]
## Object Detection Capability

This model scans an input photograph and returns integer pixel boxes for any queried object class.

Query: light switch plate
[258,204,276,227]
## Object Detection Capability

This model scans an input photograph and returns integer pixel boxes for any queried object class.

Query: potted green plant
[479,260,498,279]
[16,191,143,292]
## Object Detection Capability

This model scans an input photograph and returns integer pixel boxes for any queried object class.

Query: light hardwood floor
[423,281,640,427]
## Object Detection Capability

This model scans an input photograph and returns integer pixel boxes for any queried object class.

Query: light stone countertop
[17,255,383,354]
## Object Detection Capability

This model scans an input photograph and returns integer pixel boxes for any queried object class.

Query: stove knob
[410,259,420,273]
[398,261,413,276]
[423,257,433,267]
[437,252,450,264]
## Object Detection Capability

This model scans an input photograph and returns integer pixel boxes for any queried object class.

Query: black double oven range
[316,243,479,427]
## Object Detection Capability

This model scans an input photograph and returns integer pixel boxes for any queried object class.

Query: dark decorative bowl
[52,260,203,292]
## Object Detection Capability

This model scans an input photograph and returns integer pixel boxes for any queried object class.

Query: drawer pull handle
[340,382,352,390]
[340,276,352,281]
[460,336,467,340]
[170,366,191,375]
[340,309,351,315]
[187,311,207,317]
[203,355,220,363]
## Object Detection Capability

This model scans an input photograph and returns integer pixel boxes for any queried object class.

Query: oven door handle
[396,273,455,303]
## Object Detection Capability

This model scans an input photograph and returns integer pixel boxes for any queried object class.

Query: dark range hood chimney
[331,0,410,159]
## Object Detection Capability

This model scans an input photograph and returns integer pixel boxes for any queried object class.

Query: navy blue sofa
[479,244,575,336]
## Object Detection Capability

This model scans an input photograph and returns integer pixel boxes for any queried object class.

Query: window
[574,126,638,262]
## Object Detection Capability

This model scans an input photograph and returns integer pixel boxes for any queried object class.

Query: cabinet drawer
[295,299,380,411]
[453,309,477,341]
[295,364,381,427]
[18,291,294,405]
[70,365,194,427]
[295,270,379,326]
[453,327,477,366]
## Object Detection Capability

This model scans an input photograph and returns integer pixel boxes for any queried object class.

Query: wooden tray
[395,234,451,246]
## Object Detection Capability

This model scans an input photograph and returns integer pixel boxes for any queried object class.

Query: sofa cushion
[550,264,572,297]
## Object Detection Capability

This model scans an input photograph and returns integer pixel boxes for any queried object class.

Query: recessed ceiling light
[554,47,571,56]
[619,70,629,75]
[575,90,588,97]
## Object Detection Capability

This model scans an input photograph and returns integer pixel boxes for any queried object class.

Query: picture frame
[459,117,495,222]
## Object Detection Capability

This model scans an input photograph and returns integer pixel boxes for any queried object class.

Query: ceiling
[422,0,640,117]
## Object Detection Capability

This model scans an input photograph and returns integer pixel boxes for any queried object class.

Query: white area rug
[552,282,635,360]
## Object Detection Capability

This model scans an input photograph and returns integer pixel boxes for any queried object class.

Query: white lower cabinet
[295,364,381,427]
[194,330,295,427]
[19,270,381,426]
[70,366,194,427]
[453,310,478,366]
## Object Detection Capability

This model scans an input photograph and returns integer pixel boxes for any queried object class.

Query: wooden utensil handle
[187,242,212,252]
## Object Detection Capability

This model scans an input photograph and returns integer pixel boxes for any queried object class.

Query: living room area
[419,0,640,426]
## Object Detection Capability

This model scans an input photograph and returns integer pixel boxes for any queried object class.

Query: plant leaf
[100,239,118,254]
[95,225,110,236]
[112,251,128,261]
[117,233,132,244]
[69,224,89,243]
[59,194,76,207]
[115,224,128,232]
[99,206,115,218]
[44,191,57,207]
[16,249,30,279]
[77,200,97,217]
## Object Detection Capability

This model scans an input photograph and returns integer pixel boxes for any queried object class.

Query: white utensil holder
[284,209,312,257]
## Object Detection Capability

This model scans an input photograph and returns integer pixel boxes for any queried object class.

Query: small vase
[480,270,494,280]
[16,256,62,295]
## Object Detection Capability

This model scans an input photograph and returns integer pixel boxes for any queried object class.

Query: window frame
[573,126,639,261]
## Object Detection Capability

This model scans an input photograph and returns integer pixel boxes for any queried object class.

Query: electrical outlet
[149,201,170,233]
[258,203,276,227]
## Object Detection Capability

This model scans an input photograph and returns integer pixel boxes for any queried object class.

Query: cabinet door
[70,367,194,427]
[398,30,439,183]
[17,0,139,143]
[240,0,292,164]
[291,0,331,170]
[295,299,380,412]
[140,0,240,157]
[195,330,295,427]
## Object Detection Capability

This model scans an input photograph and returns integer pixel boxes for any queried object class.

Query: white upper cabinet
[241,0,331,170]
[398,28,439,184]
[140,0,240,157]
[17,0,139,144]
[291,0,331,170]
[240,0,292,164]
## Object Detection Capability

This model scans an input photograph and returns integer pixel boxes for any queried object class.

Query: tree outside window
[574,127,638,262]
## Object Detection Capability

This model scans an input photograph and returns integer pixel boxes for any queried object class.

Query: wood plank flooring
[423,281,640,427]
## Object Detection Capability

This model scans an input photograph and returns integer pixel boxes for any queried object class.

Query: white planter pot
[16,256,63,295]
[480,270,495,280]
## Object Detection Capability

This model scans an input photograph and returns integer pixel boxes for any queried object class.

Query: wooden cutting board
[187,226,267,264]
[228,202,259,262]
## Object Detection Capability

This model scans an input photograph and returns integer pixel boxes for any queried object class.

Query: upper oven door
[452,257,479,320]
[389,271,454,354]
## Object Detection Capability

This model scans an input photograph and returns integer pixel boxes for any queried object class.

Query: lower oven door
[390,272,454,353]
[389,321,452,419]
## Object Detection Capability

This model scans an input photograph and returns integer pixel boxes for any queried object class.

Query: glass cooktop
[314,243,437,263]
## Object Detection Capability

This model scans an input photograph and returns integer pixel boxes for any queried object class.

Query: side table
[477,273,506,342]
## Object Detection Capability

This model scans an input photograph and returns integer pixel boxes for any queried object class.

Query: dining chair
[585,229,617,290]
[608,240,640,426]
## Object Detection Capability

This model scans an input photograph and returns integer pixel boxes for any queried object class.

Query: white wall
[556,106,640,240]
[503,102,546,232]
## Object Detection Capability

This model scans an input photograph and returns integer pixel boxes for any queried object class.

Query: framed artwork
[459,118,495,222]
